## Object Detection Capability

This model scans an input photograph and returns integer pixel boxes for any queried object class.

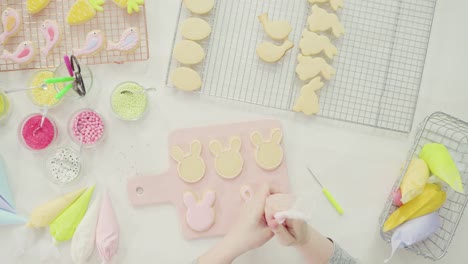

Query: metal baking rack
[167,0,437,133]
[0,1,149,72]
[379,112,468,260]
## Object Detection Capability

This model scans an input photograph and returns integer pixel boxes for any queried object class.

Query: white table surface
[1,1,467,263]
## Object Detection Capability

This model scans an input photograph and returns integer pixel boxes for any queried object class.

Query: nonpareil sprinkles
[21,115,56,150]
[72,110,104,145]
[111,82,148,121]
[47,148,81,184]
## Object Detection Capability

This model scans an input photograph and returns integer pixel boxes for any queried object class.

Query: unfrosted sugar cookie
[250,129,284,170]
[300,29,337,59]
[308,0,344,11]
[170,67,202,91]
[183,0,215,15]
[258,13,292,40]
[293,77,324,116]
[180,17,212,41]
[209,137,243,179]
[257,40,294,63]
[296,54,336,81]
[173,40,205,65]
[184,190,216,232]
[308,5,344,38]
[171,140,206,183]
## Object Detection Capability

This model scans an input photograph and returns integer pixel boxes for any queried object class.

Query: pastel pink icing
[96,192,119,263]
[183,191,216,232]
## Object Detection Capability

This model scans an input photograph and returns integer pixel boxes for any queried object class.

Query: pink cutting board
[127,120,290,239]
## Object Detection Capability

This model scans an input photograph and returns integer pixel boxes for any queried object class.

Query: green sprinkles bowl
[111,82,148,121]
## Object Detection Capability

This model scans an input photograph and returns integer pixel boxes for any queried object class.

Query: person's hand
[198,184,274,264]
[265,193,310,246]
[265,194,334,264]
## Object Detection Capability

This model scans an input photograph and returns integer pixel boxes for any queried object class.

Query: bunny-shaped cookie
[307,5,345,38]
[183,191,216,232]
[293,77,324,115]
[171,140,206,183]
[250,129,284,170]
[209,137,244,179]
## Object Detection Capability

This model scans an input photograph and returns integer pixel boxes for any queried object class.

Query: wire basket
[167,0,437,133]
[379,112,468,260]
[0,1,149,72]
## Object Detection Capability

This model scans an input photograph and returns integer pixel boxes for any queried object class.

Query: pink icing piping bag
[96,191,120,264]
[64,55,74,76]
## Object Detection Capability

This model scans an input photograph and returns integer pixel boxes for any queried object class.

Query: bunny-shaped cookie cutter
[209,136,243,179]
[170,140,206,183]
[183,190,216,232]
[250,128,284,170]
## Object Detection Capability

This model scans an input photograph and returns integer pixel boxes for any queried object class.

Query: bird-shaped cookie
[67,0,105,25]
[27,0,52,14]
[113,0,145,14]
[258,13,292,40]
[293,77,324,116]
[0,8,22,45]
[256,40,294,63]
[73,30,106,57]
[1,41,37,65]
[107,27,140,53]
[40,20,61,57]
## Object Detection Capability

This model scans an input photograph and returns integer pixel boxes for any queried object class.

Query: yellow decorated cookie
[67,0,104,26]
[27,0,51,14]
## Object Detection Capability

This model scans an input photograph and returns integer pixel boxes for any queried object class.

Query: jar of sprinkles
[46,147,81,185]
[0,91,11,123]
[19,114,58,151]
[111,82,148,121]
[27,70,63,108]
[69,109,105,148]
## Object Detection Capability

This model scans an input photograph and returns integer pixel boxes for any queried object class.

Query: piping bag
[269,194,314,224]
[0,155,15,213]
[419,143,464,193]
[71,197,101,264]
[383,184,446,232]
[96,191,120,264]
[400,159,430,204]
[384,212,440,263]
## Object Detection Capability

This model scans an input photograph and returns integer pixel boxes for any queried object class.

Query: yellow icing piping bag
[307,167,344,215]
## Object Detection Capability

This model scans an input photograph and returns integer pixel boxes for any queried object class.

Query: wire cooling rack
[167,0,437,132]
[0,1,149,72]
[379,112,468,260]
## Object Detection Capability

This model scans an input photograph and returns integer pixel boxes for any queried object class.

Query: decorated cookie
[1,41,37,65]
[300,30,338,59]
[73,30,106,57]
[308,5,345,38]
[173,40,205,65]
[171,140,206,183]
[184,190,216,232]
[209,137,243,179]
[0,8,22,45]
[183,0,215,15]
[170,67,202,91]
[258,13,292,40]
[240,185,253,202]
[296,54,336,81]
[308,0,344,11]
[250,129,284,170]
[257,40,294,63]
[67,0,105,26]
[27,0,51,14]
[180,17,212,41]
[293,77,324,116]
[40,20,61,57]
[108,27,140,53]
[113,0,145,14]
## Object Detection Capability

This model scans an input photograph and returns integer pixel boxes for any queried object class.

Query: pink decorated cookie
[107,27,140,53]
[1,41,36,65]
[40,20,61,57]
[0,8,22,45]
[184,191,216,232]
[73,30,106,57]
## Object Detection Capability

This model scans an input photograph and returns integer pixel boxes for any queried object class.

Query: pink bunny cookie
[184,191,216,232]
